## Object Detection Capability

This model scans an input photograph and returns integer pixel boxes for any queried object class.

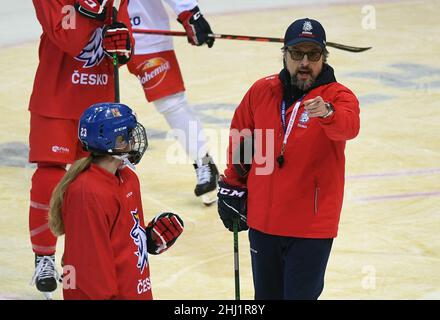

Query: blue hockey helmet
[78,102,148,164]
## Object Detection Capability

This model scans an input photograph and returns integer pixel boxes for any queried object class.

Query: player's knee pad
[153,91,188,115]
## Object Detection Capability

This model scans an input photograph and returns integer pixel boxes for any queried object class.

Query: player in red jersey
[28,0,133,298]
[48,102,184,300]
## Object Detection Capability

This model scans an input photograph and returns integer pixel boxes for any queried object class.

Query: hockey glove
[102,22,132,65]
[146,212,184,255]
[75,0,108,21]
[177,6,215,48]
[217,178,248,232]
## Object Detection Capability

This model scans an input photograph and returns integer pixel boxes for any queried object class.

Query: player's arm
[315,88,360,141]
[223,86,256,186]
[217,87,256,233]
[116,0,134,46]
[163,0,197,15]
[32,0,101,56]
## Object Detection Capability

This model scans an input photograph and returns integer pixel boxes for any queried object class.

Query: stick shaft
[112,0,121,103]
[113,57,120,103]
[132,29,371,52]
[233,218,240,300]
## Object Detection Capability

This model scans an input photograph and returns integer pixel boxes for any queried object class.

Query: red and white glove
[75,0,108,21]
[177,6,215,48]
[102,22,132,65]
[146,212,184,255]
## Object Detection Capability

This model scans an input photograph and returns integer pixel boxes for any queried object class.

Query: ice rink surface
[0,0,439,299]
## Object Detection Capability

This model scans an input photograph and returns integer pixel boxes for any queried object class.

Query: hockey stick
[233,217,240,300]
[112,0,121,103]
[132,29,372,53]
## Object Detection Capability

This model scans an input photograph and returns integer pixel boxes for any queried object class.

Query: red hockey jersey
[62,164,153,300]
[29,0,132,120]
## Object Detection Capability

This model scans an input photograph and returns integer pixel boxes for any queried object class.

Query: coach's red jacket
[224,65,360,238]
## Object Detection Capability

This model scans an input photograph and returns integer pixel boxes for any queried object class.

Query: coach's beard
[291,69,316,91]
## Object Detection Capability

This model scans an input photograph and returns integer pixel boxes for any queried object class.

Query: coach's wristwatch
[321,102,335,119]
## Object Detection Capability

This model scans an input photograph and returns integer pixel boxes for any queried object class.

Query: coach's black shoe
[30,254,60,299]
[193,154,219,205]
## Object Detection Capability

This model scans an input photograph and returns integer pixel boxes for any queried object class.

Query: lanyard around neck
[281,95,305,143]
[278,95,305,168]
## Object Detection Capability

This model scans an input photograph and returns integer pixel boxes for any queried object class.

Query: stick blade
[201,191,217,206]
[327,42,372,52]
[113,0,122,10]
[43,292,53,300]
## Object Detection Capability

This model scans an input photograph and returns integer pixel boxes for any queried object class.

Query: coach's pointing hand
[304,96,334,119]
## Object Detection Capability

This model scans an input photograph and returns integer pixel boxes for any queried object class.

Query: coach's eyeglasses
[285,48,323,62]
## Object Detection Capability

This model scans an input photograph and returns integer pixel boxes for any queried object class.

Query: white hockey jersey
[129,0,198,54]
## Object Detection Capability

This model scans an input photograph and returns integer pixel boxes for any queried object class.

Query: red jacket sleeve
[223,86,256,187]
[63,184,119,300]
[318,85,360,141]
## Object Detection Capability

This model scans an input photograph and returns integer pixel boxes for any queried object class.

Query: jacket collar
[278,64,337,106]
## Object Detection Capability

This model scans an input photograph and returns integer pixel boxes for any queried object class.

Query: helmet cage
[127,122,148,165]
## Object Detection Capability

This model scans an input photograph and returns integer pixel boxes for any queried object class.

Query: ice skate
[193,154,219,206]
[30,254,60,300]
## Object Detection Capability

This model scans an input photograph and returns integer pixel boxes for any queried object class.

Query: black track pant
[249,228,333,300]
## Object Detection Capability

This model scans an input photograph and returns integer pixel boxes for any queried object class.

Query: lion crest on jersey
[130,209,148,274]
[75,27,106,68]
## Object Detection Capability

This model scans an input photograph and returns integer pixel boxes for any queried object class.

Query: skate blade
[42,292,53,300]
[201,191,217,206]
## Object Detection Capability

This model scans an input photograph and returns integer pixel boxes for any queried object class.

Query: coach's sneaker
[30,254,60,300]
[194,154,219,205]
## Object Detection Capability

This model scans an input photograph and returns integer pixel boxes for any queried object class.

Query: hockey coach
[217,18,360,300]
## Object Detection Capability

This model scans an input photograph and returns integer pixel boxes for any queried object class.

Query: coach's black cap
[283,18,326,49]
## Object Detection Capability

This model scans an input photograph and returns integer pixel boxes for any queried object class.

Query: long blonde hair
[49,155,94,236]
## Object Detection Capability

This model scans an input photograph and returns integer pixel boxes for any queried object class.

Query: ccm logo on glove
[218,187,246,198]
